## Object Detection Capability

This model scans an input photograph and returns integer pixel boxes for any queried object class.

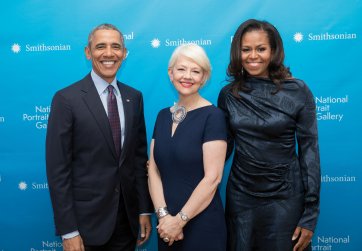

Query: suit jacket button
[115,188,119,193]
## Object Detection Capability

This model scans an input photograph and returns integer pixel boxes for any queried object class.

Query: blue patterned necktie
[107,85,121,157]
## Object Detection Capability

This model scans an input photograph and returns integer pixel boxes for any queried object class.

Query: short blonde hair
[168,43,211,84]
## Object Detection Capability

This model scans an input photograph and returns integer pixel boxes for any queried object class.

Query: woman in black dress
[148,43,227,250]
[218,19,321,251]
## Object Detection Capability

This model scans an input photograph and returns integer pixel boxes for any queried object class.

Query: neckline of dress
[168,104,213,114]
[169,105,213,138]
[248,76,273,83]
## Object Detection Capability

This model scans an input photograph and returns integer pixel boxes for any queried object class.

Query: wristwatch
[178,211,189,222]
[155,207,169,219]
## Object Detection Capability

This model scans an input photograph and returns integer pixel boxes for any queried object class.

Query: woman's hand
[292,226,313,251]
[157,215,185,246]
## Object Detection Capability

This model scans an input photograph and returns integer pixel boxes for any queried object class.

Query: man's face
[85,29,126,83]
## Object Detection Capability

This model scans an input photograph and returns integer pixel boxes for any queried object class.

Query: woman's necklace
[171,103,187,124]
[171,97,203,124]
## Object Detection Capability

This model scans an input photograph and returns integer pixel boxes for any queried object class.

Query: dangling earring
[241,67,244,76]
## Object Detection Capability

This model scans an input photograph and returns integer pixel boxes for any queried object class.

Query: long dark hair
[227,19,291,96]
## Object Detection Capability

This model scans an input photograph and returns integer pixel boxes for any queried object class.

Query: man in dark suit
[46,23,152,251]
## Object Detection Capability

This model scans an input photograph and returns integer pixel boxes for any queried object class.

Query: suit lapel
[81,74,118,159]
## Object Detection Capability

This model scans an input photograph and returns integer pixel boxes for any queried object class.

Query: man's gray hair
[87,23,125,48]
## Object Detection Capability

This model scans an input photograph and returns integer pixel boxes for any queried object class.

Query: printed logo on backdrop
[23,105,50,129]
[123,32,134,41]
[321,174,357,183]
[10,32,134,55]
[151,38,161,48]
[22,240,146,251]
[315,95,348,122]
[18,181,28,190]
[18,181,48,191]
[293,31,357,43]
[312,235,351,251]
[150,37,212,48]
[11,43,21,53]
[123,32,134,58]
[29,240,62,251]
[0,115,4,123]
[11,43,71,54]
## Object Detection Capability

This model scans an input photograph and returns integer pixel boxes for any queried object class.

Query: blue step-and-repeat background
[1,0,361,250]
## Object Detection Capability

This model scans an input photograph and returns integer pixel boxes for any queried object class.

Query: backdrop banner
[1,0,361,250]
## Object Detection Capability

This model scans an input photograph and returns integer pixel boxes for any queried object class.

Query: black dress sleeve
[295,82,321,231]
[217,86,235,160]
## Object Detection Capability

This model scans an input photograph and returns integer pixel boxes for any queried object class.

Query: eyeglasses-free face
[85,29,126,83]
[241,30,272,78]
[168,55,205,97]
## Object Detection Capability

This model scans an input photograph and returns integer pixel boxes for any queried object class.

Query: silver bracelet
[155,206,169,219]
[178,211,189,222]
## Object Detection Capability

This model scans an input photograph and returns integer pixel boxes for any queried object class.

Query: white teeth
[103,61,114,65]
[181,82,193,87]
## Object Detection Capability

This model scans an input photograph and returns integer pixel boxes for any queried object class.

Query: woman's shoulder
[202,105,225,119]
[202,105,227,136]
[284,77,313,92]
[283,77,315,101]
[219,82,233,94]
[155,107,171,119]
[160,106,171,113]
[218,83,235,104]
[284,77,309,89]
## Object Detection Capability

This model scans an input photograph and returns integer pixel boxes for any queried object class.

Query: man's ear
[122,48,128,60]
[85,46,91,60]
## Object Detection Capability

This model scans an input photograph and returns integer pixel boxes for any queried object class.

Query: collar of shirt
[91,70,120,97]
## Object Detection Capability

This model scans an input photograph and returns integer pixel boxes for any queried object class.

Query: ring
[163,237,170,242]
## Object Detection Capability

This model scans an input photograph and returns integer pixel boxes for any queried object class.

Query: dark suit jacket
[46,74,152,245]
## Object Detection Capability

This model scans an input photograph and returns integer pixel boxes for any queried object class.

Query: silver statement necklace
[171,102,187,124]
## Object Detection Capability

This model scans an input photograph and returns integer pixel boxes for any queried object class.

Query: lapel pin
[126,99,131,102]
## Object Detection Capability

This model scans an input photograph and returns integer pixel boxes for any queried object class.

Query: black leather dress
[218,77,321,251]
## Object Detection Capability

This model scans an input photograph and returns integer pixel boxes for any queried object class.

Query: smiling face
[85,29,126,83]
[241,30,272,78]
[168,55,205,97]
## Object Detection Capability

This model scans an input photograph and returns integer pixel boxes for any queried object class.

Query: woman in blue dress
[148,43,227,251]
[218,19,321,251]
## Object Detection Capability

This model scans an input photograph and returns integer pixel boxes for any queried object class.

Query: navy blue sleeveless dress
[153,105,227,251]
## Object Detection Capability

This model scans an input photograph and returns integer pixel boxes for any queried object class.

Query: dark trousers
[85,197,136,251]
